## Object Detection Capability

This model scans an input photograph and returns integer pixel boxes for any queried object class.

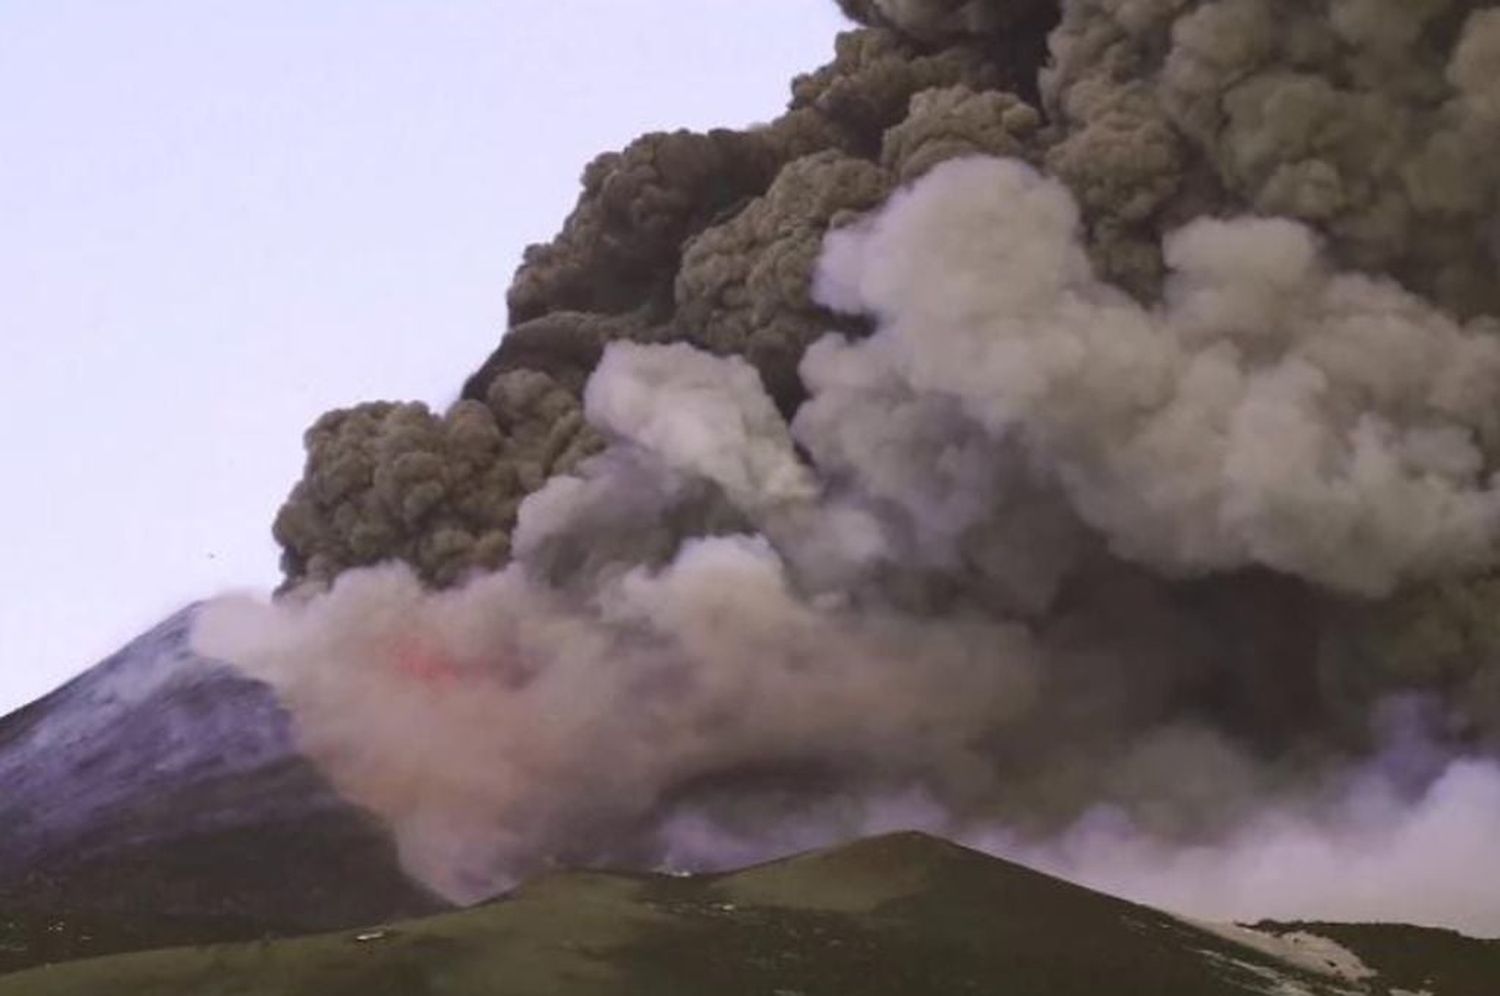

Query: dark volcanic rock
[0,608,445,935]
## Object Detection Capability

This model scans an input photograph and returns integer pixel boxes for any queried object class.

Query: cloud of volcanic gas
[195,537,1040,903]
[802,156,1500,596]
[994,755,1500,935]
[195,182,1500,924]
[196,2,1500,932]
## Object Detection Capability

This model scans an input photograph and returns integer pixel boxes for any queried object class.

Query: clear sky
[0,1,848,714]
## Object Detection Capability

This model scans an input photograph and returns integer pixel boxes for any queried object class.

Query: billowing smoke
[196,1,1500,932]
[1000,756,1500,934]
[197,541,1037,903]
[805,156,1500,595]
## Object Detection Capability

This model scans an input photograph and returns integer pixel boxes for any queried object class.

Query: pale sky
[0,1,848,714]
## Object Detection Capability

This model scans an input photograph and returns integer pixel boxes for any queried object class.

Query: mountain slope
[0,607,445,953]
[4,832,1493,995]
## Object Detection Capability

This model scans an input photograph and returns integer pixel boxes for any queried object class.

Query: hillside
[0,606,445,963]
[3,832,1494,995]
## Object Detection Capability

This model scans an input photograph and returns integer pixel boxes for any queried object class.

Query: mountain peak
[0,609,443,943]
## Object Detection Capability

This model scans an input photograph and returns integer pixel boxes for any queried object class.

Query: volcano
[0,607,445,964]
[12,0,1500,985]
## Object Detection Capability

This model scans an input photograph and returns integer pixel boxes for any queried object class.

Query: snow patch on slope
[0,605,308,869]
[1186,917,1377,994]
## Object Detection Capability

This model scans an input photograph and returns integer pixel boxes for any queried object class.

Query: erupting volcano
[13,0,1500,962]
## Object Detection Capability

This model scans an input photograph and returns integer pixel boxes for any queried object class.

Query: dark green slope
[7,832,1483,996]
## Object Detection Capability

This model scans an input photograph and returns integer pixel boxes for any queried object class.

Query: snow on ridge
[5,606,206,739]
[0,605,307,864]
[1184,916,1376,991]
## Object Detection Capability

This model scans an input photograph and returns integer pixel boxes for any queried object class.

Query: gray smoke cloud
[999,757,1500,934]
[196,536,1039,903]
[199,1,1500,933]
[1043,1,1500,310]
[837,0,1057,42]
[273,370,600,587]
[804,155,1500,595]
[196,319,1500,934]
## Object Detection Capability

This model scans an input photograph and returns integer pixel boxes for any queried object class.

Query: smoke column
[197,2,1500,933]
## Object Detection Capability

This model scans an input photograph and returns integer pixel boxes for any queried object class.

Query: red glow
[394,638,461,689]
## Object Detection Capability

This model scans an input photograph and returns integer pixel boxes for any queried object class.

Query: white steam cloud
[996,758,1500,935]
